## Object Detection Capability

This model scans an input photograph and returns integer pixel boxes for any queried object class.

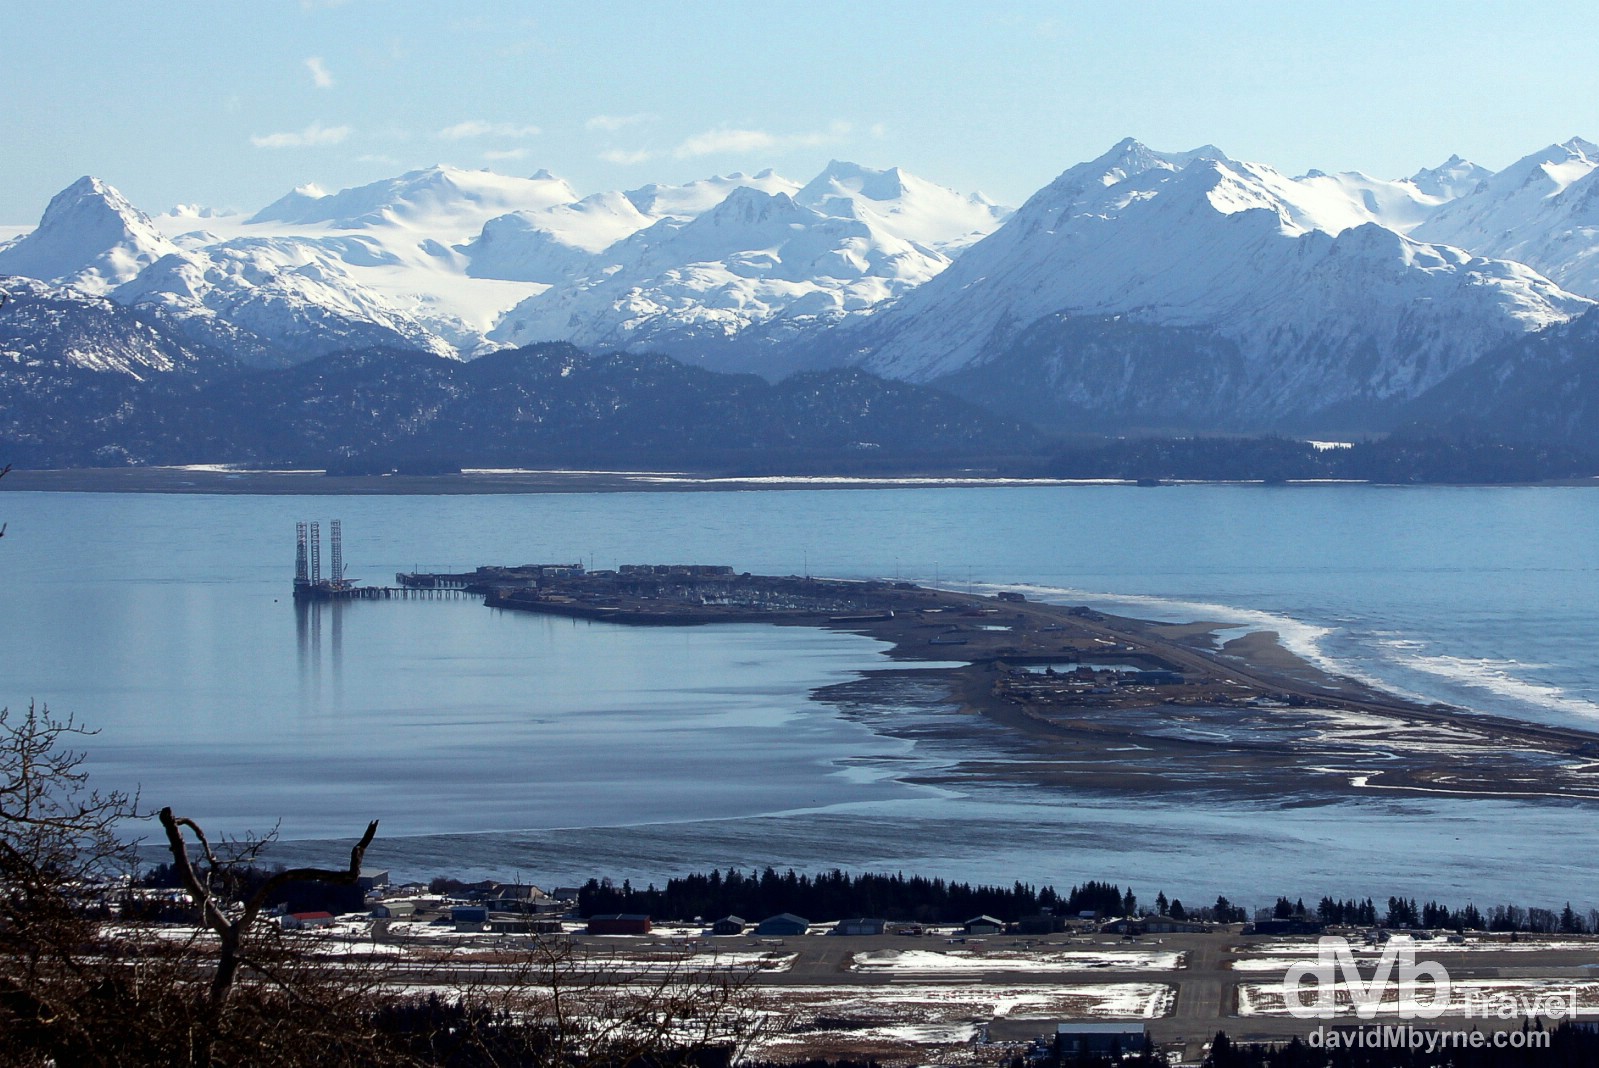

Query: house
[587,914,652,935]
[370,900,416,919]
[755,913,810,937]
[485,884,562,914]
[963,915,1005,935]
[830,918,888,936]
[1055,1022,1148,1059]
[356,869,390,892]
[710,916,748,936]
[1019,911,1067,935]
[282,911,336,930]
[1102,915,1211,935]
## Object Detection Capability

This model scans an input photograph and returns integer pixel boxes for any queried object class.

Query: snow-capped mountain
[460,161,1004,295]
[484,161,1009,367]
[165,165,581,353]
[0,176,465,366]
[1407,154,1494,200]
[115,239,459,366]
[486,185,955,366]
[0,177,181,295]
[1289,167,1454,233]
[0,274,209,378]
[842,138,1591,429]
[9,138,1599,441]
[456,169,909,288]
[621,169,802,220]
[460,190,659,283]
[792,160,1008,252]
[1412,138,1599,297]
[183,162,1004,361]
[248,165,580,232]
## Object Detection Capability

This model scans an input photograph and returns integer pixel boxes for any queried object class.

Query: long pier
[299,585,473,601]
[332,585,474,600]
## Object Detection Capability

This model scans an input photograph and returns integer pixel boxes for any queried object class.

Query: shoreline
[474,569,1599,805]
[6,466,1599,495]
[804,595,1599,805]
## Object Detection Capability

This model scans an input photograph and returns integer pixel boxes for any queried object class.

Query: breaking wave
[1377,640,1599,721]
[969,582,1599,725]
[971,579,1337,667]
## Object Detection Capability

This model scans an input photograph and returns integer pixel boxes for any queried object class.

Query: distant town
[148,858,1599,1066]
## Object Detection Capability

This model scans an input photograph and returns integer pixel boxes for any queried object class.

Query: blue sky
[2,0,1597,221]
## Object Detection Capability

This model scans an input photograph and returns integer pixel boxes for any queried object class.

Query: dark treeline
[579,869,1133,923]
[1203,1022,1598,1067]
[1040,435,1597,484]
[577,867,1592,933]
[1276,895,1597,934]
[577,869,1259,925]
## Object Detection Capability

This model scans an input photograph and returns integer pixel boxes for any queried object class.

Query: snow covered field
[1238,978,1599,1017]
[850,947,1184,974]
[1236,938,1599,963]
[823,980,1174,1019]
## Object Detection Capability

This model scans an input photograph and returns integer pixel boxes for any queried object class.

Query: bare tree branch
[158,806,378,1014]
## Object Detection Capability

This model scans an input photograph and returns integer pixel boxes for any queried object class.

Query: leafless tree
[2,699,774,1066]
[0,702,144,1064]
[157,806,376,1010]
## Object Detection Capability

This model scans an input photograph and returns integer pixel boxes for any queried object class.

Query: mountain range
[5,136,1599,464]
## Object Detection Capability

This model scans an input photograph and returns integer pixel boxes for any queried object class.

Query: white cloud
[673,121,852,159]
[600,148,655,165]
[483,148,531,161]
[438,120,541,140]
[586,113,651,132]
[250,122,351,149]
[674,127,776,159]
[305,56,334,89]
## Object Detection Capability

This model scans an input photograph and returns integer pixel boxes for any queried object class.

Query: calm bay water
[1,484,1596,905]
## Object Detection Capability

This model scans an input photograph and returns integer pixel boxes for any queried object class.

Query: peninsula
[392,562,1599,804]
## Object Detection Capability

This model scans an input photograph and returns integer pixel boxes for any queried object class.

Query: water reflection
[295,599,344,695]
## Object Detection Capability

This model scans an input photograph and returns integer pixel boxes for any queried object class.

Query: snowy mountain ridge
[1413,137,1599,298]
[840,138,1592,429]
[0,161,1010,368]
[486,178,973,363]
[0,177,181,296]
[4,138,1599,436]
